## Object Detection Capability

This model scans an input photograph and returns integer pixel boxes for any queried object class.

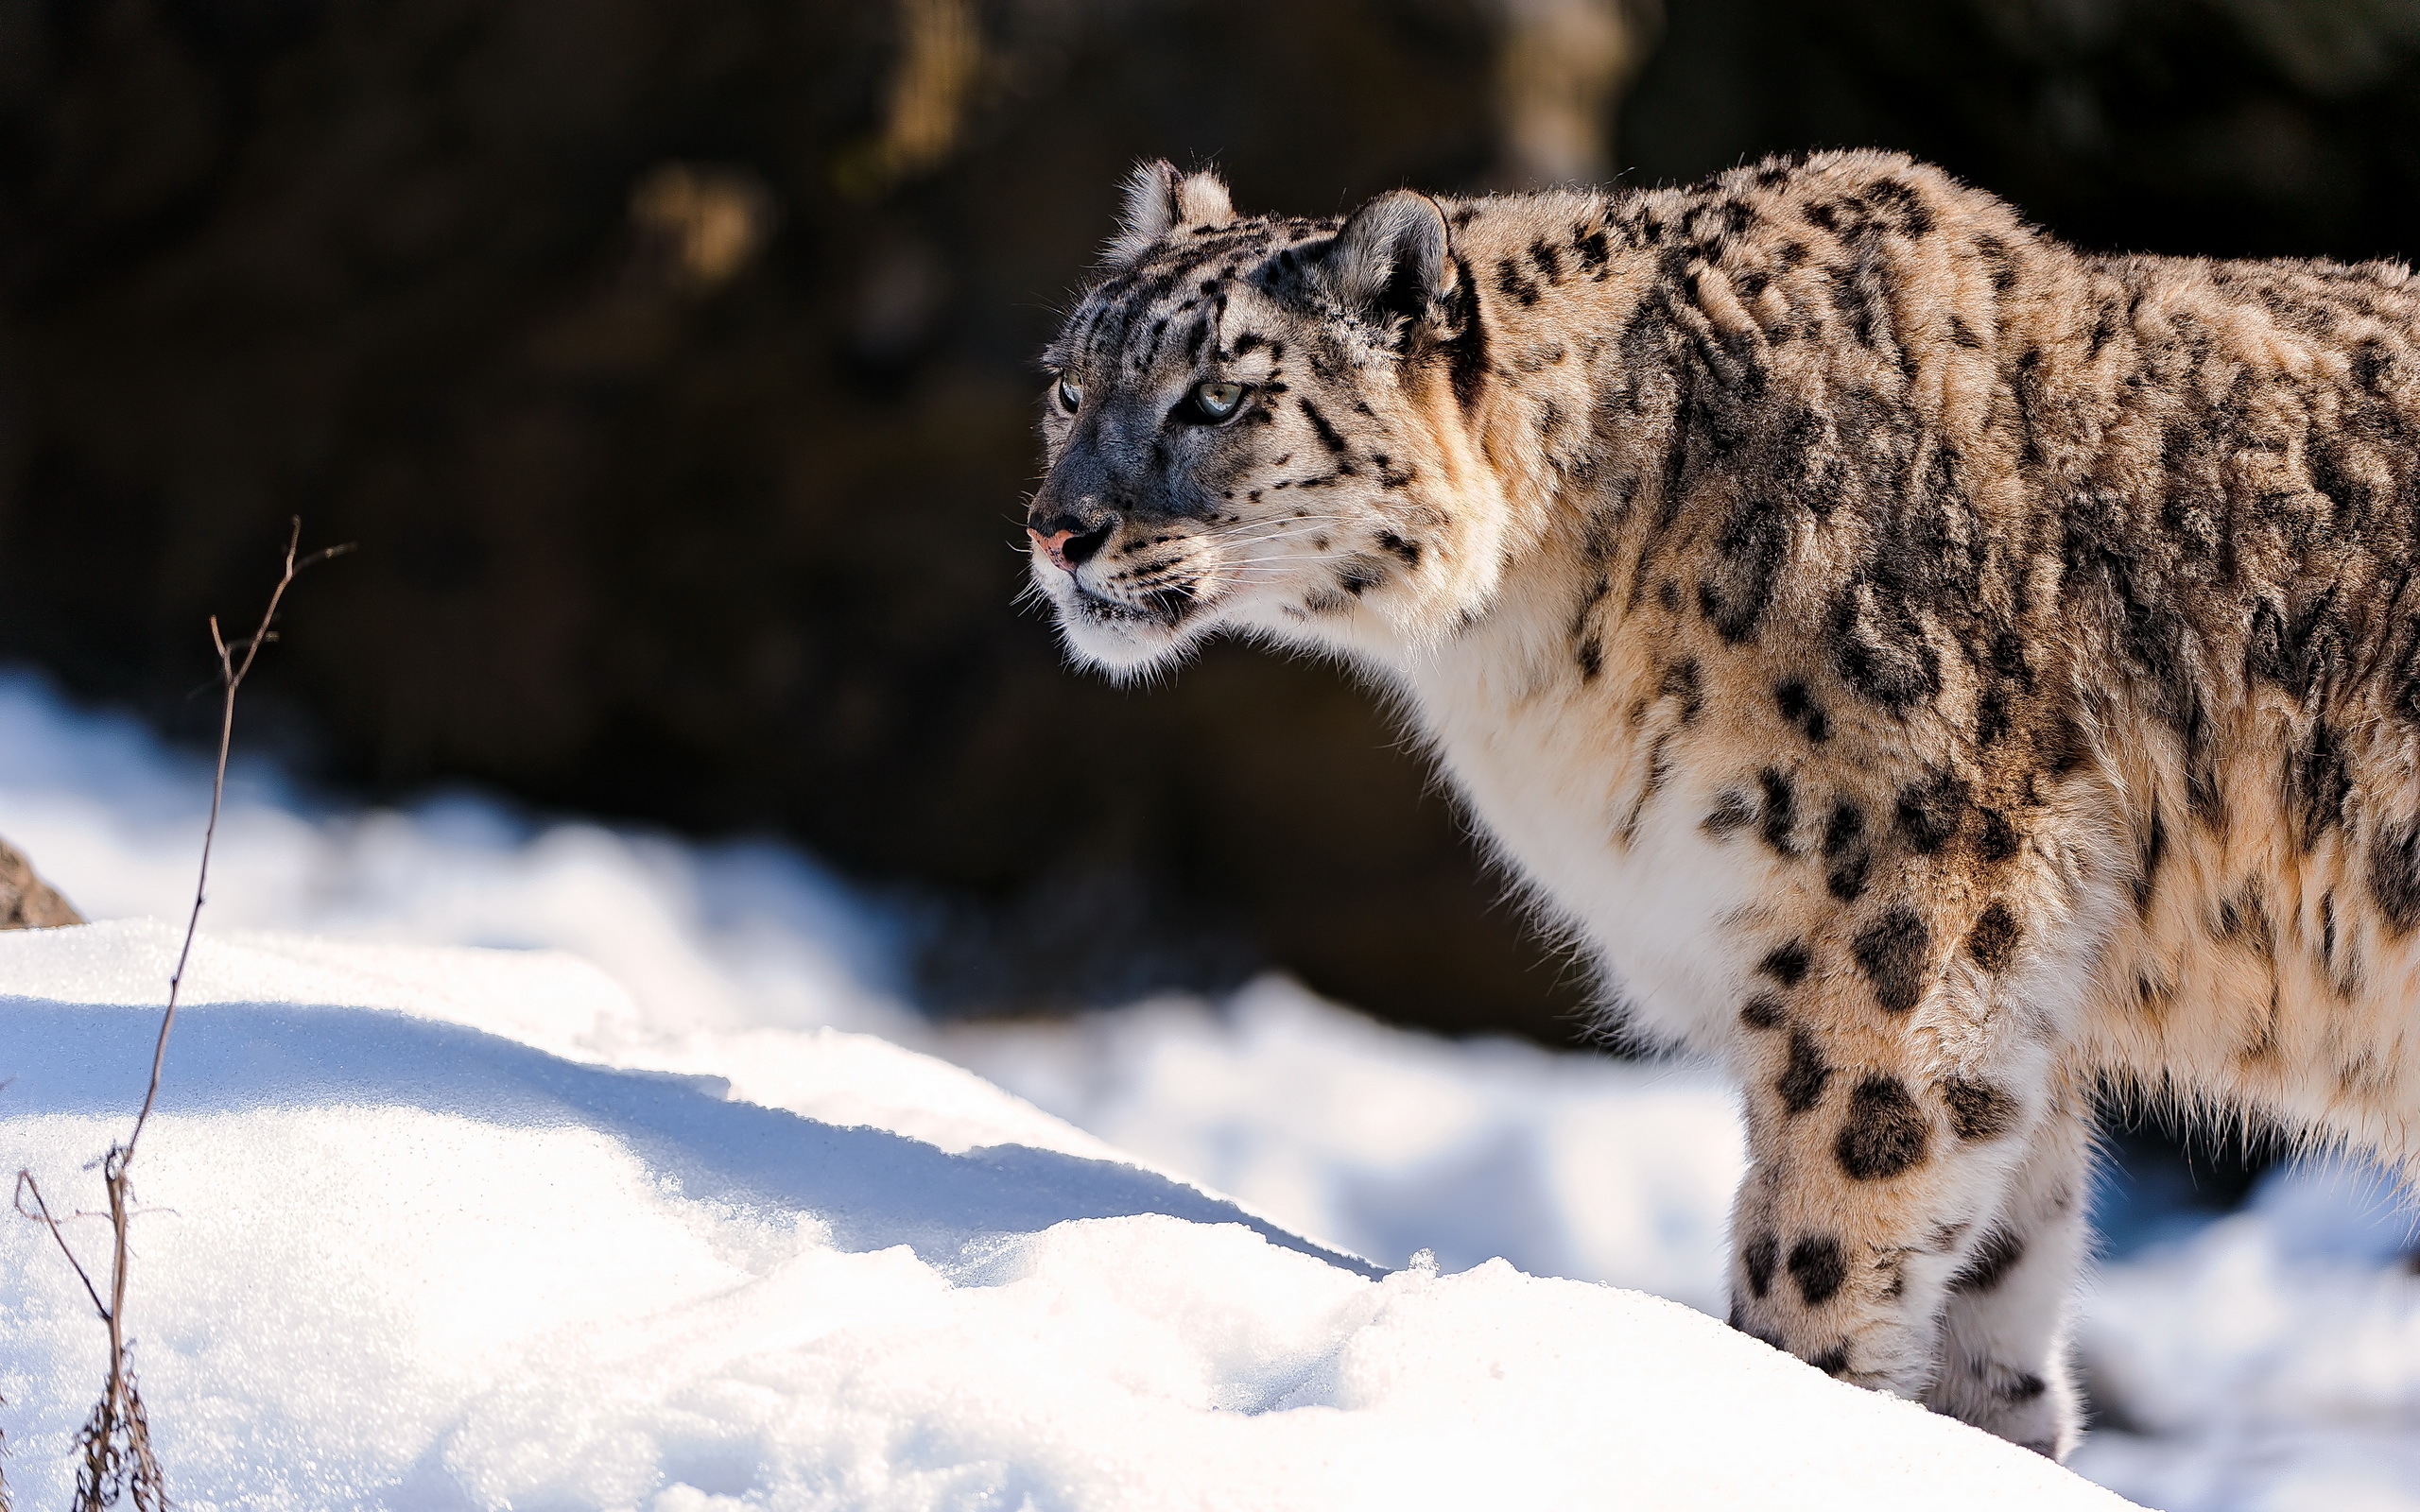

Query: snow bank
[0,672,919,1044]
[949,985,1745,1310]
[1,926,2126,1509]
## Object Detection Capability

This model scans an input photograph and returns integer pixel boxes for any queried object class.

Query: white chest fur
[1385,616,1769,1054]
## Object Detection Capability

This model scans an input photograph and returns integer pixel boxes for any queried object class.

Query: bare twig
[132,522,351,1158]
[13,518,347,1512]
[13,1174,106,1320]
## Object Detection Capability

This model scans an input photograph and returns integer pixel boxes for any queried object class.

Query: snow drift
[0,923,2130,1509]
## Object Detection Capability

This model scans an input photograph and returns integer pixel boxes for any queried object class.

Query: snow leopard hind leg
[1917,1075,2093,1458]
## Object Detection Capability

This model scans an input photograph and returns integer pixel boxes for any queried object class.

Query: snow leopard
[1024,151,2420,1458]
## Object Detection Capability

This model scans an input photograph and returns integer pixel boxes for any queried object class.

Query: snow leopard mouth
[1068,585,1159,625]
[1068,578,1217,628]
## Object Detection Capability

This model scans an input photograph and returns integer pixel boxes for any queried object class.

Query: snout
[1027,510,1117,573]
[1020,493,1221,673]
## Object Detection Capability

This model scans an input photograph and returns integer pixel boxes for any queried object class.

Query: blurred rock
[1493,0,1662,185]
[0,836,81,929]
[629,163,778,295]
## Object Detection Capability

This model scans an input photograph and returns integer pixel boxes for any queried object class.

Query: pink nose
[1029,526,1078,571]
[1028,517,1115,572]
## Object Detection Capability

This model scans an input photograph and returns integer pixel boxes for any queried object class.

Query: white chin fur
[1033,562,1194,675]
[1058,612,1187,675]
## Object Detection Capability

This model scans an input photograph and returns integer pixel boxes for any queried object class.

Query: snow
[4,928,2119,1509]
[2067,1160,2420,1509]
[0,664,2405,1506]
[946,987,1746,1312]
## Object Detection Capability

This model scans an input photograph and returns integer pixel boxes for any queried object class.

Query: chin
[1033,558,1226,679]
[1057,613,1195,679]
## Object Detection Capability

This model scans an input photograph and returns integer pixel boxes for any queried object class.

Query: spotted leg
[1919,1071,2092,1457]
[1722,891,2071,1445]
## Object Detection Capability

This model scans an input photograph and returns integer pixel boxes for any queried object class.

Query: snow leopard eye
[1179,380,1246,423]
[1055,373,1083,413]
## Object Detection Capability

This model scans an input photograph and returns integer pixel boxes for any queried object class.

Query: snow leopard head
[1027,162,1503,677]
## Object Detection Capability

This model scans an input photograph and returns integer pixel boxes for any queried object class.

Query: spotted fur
[1026,150,2420,1458]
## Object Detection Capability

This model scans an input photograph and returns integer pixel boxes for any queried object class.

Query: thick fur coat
[1023,151,2420,1456]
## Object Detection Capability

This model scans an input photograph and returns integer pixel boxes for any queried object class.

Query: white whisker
[1215,525,1346,551]
[1226,513,1355,536]
[1214,556,1328,571]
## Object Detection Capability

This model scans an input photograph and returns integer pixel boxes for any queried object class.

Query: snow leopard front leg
[1720,878,2082,1452]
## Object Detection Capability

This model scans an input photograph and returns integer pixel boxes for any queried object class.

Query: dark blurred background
[6,0,2419,1041]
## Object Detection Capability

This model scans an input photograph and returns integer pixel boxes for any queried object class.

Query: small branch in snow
[130,523,351,1159]
[10,518,348,1512]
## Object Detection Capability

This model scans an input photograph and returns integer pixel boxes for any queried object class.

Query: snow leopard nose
[1028,512,1116,572]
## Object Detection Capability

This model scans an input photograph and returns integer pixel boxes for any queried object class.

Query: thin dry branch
[12,518,347,1512]
[131,522,352,1158]
[13,1174,106,1320]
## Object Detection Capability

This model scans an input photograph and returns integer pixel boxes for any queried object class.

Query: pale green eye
[1185,380,1246,422]
[1055,373,1083,413]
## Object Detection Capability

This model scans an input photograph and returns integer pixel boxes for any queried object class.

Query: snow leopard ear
[1313,190,1454,339]
[1105,161,1235,266]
